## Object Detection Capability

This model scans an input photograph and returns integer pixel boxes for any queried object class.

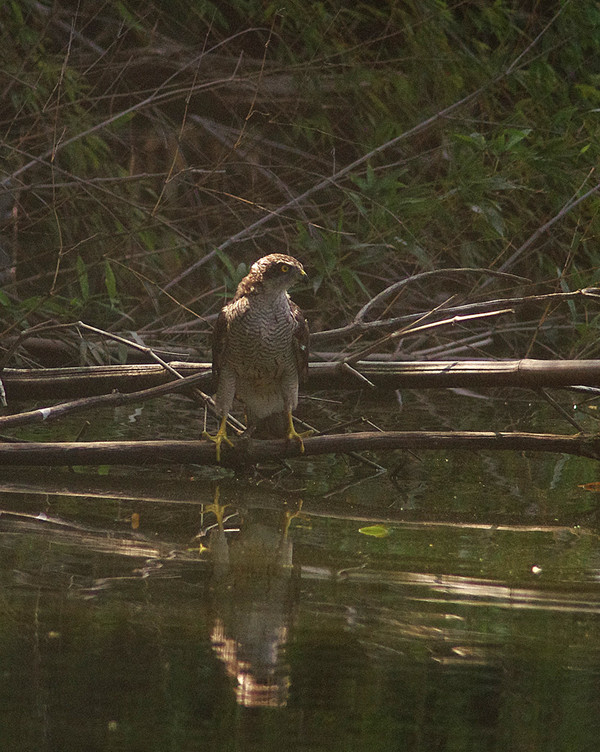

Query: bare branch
[0,429,596,467]
[0,371,207,430]
[312,287,600,344]
[162,15,566,293]
[5,358,600,401]
[342,309,513,366]
[497,179,600,274]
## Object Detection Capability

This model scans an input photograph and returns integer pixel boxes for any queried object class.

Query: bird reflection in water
[199,489,303,707]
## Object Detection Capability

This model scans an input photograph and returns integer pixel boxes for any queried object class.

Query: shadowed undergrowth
[2,1,600,365]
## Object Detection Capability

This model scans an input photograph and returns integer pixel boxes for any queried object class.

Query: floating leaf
[359,525,390,538]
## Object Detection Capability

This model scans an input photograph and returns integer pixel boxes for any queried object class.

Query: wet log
[0,430,597,467]
[4,358,600,400]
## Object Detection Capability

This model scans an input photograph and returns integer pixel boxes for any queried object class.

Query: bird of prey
[205,253,309,461]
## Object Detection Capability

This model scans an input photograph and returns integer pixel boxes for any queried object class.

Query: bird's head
[247,253,307,296]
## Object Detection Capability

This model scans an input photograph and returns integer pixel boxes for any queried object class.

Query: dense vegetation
[2,0,600,363]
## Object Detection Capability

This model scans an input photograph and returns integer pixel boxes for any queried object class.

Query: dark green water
[1,389,600,751]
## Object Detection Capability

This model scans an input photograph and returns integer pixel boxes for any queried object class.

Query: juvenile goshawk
[205,253,309,461]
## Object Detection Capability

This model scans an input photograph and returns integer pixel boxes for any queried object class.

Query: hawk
[205,253,309,461]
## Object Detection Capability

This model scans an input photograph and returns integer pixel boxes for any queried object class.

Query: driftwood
[0,430,597,467]
[4,358,600,400]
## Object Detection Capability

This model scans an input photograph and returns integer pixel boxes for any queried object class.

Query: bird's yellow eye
[280,264,289,273]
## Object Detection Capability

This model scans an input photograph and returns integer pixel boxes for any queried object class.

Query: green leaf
[503,128,531,152]
[358,525,390,538]
[452,132,486,149]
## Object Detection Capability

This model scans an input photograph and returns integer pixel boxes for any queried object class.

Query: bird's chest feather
[227,296,294,380]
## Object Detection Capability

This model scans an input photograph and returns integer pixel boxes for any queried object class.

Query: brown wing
[291,300,309,384]
[211,308,228,383]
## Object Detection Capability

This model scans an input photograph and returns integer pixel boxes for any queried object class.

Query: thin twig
[73,322,245,435]
[313,286,600,343]
[537,388,583,433]
[497,178,600,275]
[162,16,565,294]
[0,372,208,429]
[0,320,245,435]
[353,268,526,326]
[343,308,513,366]
[1,29,272,190]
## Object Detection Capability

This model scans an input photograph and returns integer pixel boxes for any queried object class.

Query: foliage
[2,0,600,360]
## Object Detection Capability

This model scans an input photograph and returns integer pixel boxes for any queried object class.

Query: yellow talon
[286,411,311,453]
[204,487,227,527]
[282,499,305,536]
[203,415,234,462]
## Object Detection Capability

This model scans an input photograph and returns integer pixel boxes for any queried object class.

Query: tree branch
[5,358,600,400]
[0,430,596,467]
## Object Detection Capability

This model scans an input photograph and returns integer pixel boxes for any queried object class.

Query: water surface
[0,389,599,751]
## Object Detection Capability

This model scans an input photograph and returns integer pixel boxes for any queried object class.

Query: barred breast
[223,292,299,422]
[225,294,296,378]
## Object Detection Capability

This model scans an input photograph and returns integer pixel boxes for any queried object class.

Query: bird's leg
[204,487,224,525]
[285,410,312,453]
[202,415,234,462]
[281,499,306,537]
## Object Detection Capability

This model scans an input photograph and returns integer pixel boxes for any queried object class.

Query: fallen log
[0,430,597,466]
[4,358,600,400]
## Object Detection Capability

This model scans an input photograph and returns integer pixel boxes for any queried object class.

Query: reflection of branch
[0,469,589,535]
[0,430,598,467]
[0,507,165,559]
